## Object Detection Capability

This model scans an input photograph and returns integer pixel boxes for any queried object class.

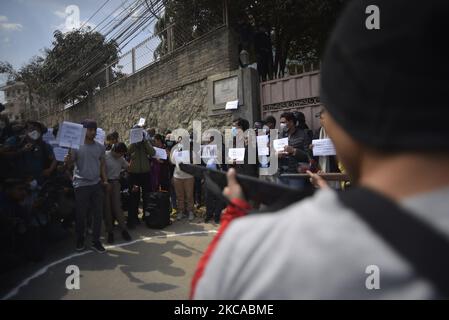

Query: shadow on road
[2,220,216,299]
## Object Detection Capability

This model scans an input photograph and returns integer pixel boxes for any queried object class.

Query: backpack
[143,190,171,229]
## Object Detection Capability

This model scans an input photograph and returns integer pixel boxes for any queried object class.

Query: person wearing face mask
[229,118,259,178]
[170,136,196,221]
[277,112,310,188]
[254,120,276,182]
[164,131,178,215]
[13,121,57,185]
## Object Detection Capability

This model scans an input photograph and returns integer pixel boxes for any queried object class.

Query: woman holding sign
[170,138,195,222]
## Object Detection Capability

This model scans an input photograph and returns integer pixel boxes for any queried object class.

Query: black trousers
[128,172,151,225]
[205,188,225,223]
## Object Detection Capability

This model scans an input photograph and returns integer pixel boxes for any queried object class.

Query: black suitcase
[144,191,171,229]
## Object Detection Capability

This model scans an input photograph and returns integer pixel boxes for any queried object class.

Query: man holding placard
[64,119,108,253]
[276,112,310,187]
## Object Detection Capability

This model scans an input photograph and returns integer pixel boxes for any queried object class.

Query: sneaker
[91,241,106,253]
[177,212,183,221]
[188,212,194,221]
[121,230,132,241]
[76,237,85,251]
[107,232,114,244]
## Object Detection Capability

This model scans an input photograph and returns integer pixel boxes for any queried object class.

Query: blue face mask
[231,127,238,137]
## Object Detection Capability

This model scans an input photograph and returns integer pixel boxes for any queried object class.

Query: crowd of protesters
[0,108,338,272]
[1,0,447,300]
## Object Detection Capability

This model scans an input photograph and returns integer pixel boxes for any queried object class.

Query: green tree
[154,0,345,78]
[153,0,224,59]
[43,28,120,104]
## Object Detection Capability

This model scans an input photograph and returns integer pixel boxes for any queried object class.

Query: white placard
[95,128,106,145]
[138,117,146,127]
[129,128,144,144]
[225,100,239,110]
[273,137,289,152]
[312,138,337,156]
[228,148,245,161]
[256,135,269,156]
[58,121,85,150]
[153,147,167,160]
[42,128,55,144]
[201,144,218,159]
[53,147,69,162]
[174,150,190,164]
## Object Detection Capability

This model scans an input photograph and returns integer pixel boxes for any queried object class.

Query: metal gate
[260,70,322,133]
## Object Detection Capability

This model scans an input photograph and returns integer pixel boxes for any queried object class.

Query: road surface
[0,218,217,300]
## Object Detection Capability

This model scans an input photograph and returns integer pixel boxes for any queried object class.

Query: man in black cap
[65,119,108,253]
[193,0,449,299]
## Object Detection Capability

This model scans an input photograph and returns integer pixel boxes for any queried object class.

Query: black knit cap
[321,0,449,151]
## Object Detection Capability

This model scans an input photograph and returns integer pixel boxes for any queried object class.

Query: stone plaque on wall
[207,68,260,125]
[213,76,238,105]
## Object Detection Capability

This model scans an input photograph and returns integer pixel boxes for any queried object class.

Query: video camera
[179,163,315,211]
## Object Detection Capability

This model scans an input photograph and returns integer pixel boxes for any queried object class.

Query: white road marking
[2,230,217,300]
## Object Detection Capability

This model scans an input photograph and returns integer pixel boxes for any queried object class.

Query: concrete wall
[40,26,239,140]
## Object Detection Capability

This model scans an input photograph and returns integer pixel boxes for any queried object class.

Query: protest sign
[138,118,146,127]
[42,128,55,144]
[256,135,269,156]
[228,148,245,161]
[153,147,168,160]
[312,138,337,156]
[273,137,289,152]
[201,144,218,159]
[58,121,85,149]
[53,147,69,162]
[95,128,106,145]
[174,150,190,164]
[129,128,144,144]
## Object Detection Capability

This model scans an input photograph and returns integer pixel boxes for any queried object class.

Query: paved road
[1,219,217,300]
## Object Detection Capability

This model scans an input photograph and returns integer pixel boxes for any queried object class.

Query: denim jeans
[278,176,306,189]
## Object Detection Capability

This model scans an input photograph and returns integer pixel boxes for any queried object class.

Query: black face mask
[166,141,175,148]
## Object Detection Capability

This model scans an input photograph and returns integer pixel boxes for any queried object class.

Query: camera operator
[192,0,449,299]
